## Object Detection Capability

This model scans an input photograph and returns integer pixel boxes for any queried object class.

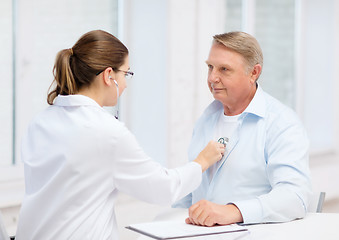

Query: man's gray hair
[213,31,263,78]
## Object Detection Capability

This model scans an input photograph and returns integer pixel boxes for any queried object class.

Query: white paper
[126,220,248,239]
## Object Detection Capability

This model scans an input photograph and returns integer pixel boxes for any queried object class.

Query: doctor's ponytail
[47,30,128,105]
[47,49,76,104]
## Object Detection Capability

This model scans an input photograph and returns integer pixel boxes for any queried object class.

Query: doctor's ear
[102,68,115,85]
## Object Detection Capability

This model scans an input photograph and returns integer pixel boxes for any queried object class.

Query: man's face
[206,43,256,112]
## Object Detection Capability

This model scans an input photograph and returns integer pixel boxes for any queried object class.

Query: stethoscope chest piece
[218,137,229,146]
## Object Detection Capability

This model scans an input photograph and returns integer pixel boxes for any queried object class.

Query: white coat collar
[54,94,101,107]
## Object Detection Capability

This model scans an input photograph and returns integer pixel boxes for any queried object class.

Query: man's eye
[207,65,213,70]
[221,67,227,71]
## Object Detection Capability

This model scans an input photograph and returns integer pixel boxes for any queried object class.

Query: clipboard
[126,220,248,239]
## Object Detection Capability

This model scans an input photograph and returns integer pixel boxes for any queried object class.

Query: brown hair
[47,30,129,105]
[213,31,263,78]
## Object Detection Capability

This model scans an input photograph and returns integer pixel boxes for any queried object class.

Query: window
[0,0,119,166]
[255,0,296,109]
[225,0,242,32]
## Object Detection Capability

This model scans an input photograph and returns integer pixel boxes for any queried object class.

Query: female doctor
[15,30,225,240]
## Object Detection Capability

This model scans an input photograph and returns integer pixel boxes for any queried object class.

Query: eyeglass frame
[95,68,134,79]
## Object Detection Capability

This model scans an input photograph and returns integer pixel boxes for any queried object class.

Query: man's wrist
[226,203,244,223]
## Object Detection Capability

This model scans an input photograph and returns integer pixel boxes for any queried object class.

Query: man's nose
[208,71,220,83]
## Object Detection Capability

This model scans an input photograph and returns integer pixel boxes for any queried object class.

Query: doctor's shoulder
[91,107,129,137]
[24,105,56,130]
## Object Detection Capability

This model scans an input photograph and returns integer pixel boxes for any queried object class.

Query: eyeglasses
[95,68,134,80]
[116,69,134,80]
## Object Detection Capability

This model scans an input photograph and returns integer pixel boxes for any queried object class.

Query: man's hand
[185,200,243,227]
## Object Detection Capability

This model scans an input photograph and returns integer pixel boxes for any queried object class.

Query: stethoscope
[109,76,120,119]
[218,137,229,146]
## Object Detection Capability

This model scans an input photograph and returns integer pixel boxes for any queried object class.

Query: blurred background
[0,0,338,239]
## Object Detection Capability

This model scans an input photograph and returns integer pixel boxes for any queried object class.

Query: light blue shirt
[174,85,312,224]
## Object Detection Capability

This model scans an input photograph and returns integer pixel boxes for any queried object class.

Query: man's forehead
[206,44,246,65]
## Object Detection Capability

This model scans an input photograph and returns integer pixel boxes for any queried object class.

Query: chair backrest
[308,192,326,213]
[0,211,9,240]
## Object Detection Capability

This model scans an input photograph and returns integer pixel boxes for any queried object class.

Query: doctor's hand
[185,200,243,227]
[193,141,225,172]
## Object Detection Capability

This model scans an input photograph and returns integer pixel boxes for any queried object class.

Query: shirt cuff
[232,198,263,224]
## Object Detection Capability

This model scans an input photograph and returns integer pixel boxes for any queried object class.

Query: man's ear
[250,64,262,84]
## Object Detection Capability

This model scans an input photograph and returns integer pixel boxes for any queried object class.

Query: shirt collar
[53,94,101,107]
[242,84,266,118]
[204,84,267,119]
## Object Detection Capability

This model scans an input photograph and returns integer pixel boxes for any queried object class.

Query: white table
[136,208,339,240]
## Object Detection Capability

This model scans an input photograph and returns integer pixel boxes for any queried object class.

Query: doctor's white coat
[16,95,201,240]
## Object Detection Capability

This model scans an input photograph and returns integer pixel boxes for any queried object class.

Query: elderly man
[175,31,312,226]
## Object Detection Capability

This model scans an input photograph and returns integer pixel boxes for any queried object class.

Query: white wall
[14,0,118,164]
[300,0,337,153]
[120,0,168,166]
[297,0,339,202]
[0,0,13,166]
[306,0,339,202]
[335,0,339,154]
